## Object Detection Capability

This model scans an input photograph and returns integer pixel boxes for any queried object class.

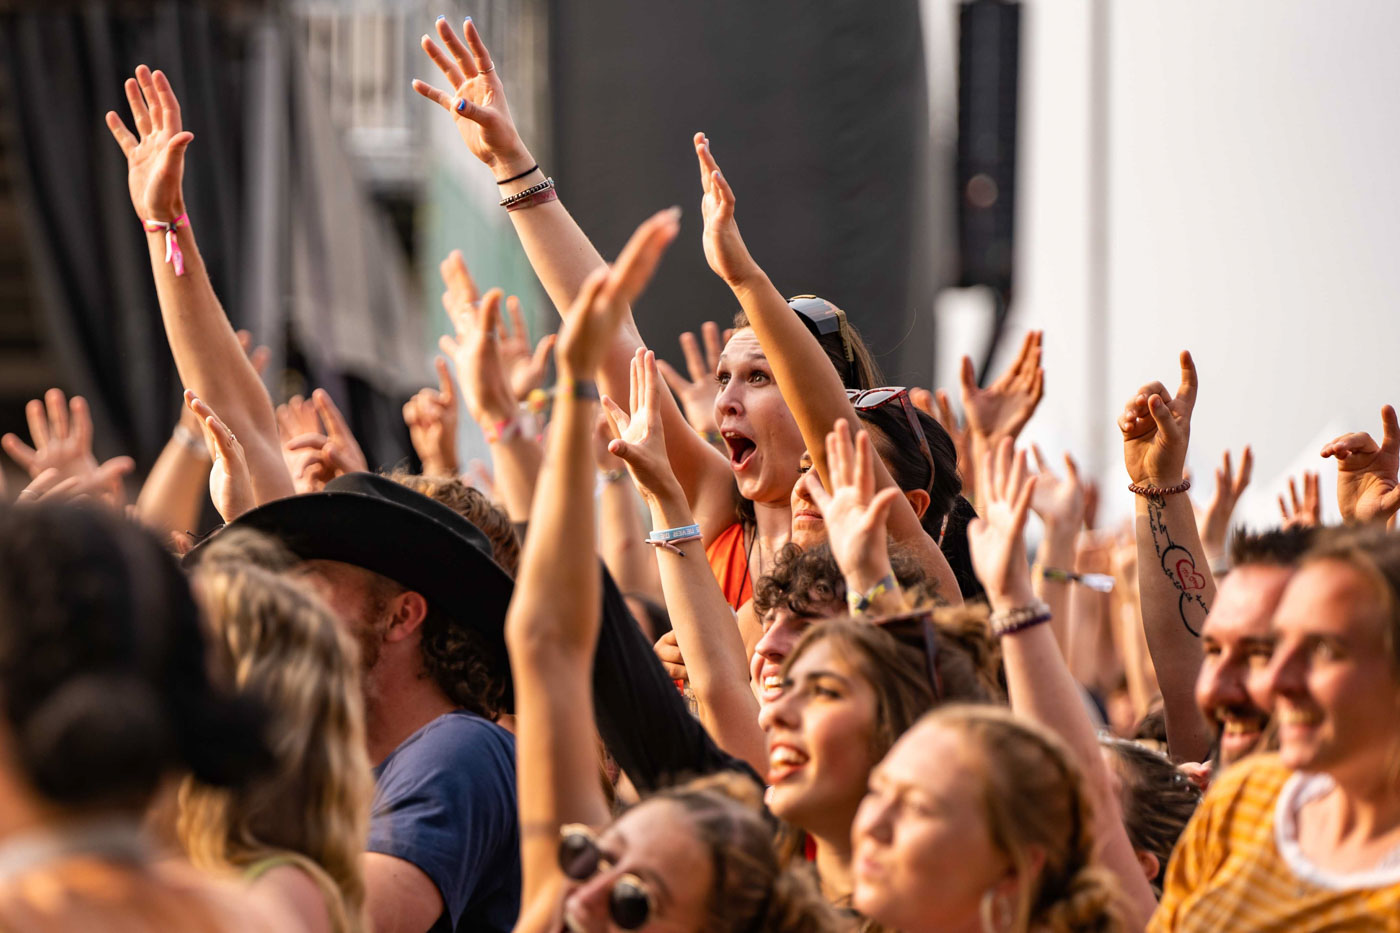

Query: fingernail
[437,13,446,20]
[456,98,467,113]
[667,206,682,221]
[465,15,472,23]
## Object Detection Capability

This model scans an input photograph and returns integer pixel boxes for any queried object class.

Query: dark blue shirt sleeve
[368,715,519,929]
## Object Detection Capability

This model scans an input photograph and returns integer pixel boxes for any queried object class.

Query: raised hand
[1119,350,1198,488]
[282,390,369,491]
[694,134,761,289]
[3,389,101,481]
[404,357,460,477]
[185,391,253,522]
[1278,471,1322,529]
[913,386,974,486]
[601,349,681,504]
[1029,445,1086,538]
[1199,447,1252,559]
[967,437,1038,611]
[437,252,519,431]
[105,65,191,221]
[656,322,723,439]
[412,16,535,180]
[799,421,905,600]
[1321,405,1400,524]
[960,331,1045,442]
[14,460,134,508]
[500,296,556,401]
[555,208,680,381]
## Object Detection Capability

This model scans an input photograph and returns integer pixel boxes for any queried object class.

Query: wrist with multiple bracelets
[499,176,557,213]
[989,599,1053,638]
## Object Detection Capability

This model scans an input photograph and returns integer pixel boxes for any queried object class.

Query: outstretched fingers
[1235,446,1254,496]
[462,18,496,75]
[435,16,477,81]
[151,70,182,133]
[124,76,152,137]
[440,249,481,306]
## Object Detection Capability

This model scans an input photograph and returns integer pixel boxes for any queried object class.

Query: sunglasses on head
[558,823,655,930]
[789,295,857,387]
[845,386,937,490]
[872,609,944,702]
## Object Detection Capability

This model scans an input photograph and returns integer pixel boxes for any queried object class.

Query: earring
[978,888,1015,933]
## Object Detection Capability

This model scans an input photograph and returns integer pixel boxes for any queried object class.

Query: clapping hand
[437,251,520,432]
[279,390,369,493]
[1321,405,1400,524]
[404,358,460,477]
[656,322,724,440]
[1119,350,1198,488]
[185,391,253,522]
[1278,471,1322,529]
[960,331,1045,443]
[694,134,762,289]
[601,349,680,505]
[412,16,536,181]
[967,438,1038,611]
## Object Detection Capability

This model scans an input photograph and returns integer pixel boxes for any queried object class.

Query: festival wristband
[1041,567,1115,593]
[143,213,188,276]
[989,600,1053,638]
[646,522,703,556]
[557,379,599,401]
[847,573,898,615]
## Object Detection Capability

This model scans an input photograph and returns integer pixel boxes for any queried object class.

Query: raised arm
[1321,404,1400,526]
[412,19,736,541]
[1119,351,1214,763]
[1028,445,1087,655]
[105,67,293,505]
[969,439,1158,927]
[693,135,960,600]
[603,348,763,771]
[505,209,678,931]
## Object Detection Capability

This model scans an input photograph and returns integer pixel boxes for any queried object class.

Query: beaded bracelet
[505,186,559,213]
[1128,479,1191,497]
[499,177,554,208]
[847,573,898,615]
[989,600,1053,638]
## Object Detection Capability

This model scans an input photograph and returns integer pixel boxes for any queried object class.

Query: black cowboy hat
[189,472,515,707]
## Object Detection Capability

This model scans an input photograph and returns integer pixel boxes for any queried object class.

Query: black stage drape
[548,0,937,386]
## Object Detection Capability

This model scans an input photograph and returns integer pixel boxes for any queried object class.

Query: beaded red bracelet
[1128,479,1191,497]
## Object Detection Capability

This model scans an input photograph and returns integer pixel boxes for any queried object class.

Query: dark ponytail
[0,504,271,808]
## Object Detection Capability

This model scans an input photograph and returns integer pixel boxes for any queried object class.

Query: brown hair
[1100,737,1201,896]
[1228,525,1317,570]
[649,772,838,933]
[731,306,882,392]
[1298,525,1400,668]
[929,706,1124,933]
[388,471,520,576]
[182,563,371,933]
[753,542,925,623]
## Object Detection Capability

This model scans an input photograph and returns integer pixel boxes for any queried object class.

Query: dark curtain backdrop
[0,2,420,474]
[549,0,937,386]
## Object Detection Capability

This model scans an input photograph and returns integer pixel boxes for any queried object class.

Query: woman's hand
[1278,471,1322,529]
[3,389,102,482]
[1118,350,1197,488]
[601,349,682,505]
[1029,444,1086,542]
[555,208,680,382]
[403,357,460,477]
[1198,446,1252,558]
[914,386,975,496]
[105,65,192,221]
[799,420,904,592]
[656,322,723,439]
[185,391,254,522]
[968,437,1038,611]
[280,390,369,491]
[1321,405,1400,524]
[500,296,556,402]
[438,251,521,432]
[694,134,762,289]
[960,331,1045,443]
[412,17,535,180]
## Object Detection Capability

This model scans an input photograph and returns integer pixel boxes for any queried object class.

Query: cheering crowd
[2,14,1400,933]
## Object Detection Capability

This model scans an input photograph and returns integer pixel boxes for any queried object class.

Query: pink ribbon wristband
[143,213,188,276]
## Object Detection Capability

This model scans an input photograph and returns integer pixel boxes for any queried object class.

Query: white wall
[938,0,1400,527]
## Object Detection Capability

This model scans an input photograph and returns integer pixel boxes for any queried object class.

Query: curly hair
[753,542,926,621]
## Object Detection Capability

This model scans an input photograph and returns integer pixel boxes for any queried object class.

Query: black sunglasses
[558,823,656,930]
[789,295,858,387]
[873,609,944,702]
[846,386,938,491]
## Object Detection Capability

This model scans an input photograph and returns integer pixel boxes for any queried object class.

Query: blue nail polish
[465,16,473,24]
[456,99,467,113]
[437,14,446,20]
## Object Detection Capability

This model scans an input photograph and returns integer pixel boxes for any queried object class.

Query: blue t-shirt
[369,710,521,933]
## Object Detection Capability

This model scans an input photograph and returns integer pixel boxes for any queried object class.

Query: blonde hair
[925,706,1124,933]
[180,563,372,933]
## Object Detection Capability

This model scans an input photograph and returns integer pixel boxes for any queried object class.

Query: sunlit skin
[853,720,1013,933]
[789,451,824,550]
[296,559,390,671]
[713,329,806,509]
[559,799,713,933]
[1253,561,1400,786]
[1195,564,1293,769]
[759,639,881,900]
[749,593,843,709]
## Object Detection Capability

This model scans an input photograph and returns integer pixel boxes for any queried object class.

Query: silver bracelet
[172,423,210,459]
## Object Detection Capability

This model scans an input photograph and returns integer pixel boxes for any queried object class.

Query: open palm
[1322,405,1400,523]
[105,66,191,220]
